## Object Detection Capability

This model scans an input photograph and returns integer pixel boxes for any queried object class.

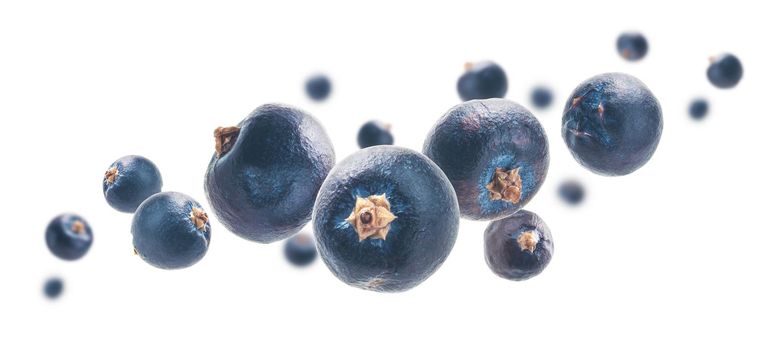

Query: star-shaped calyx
[190,207,209,232]
[104,166,118,184]
[345,194,397,241]
[517,231,539,253]
[486,167,522,204]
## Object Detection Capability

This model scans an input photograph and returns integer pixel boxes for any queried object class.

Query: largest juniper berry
[313,146,459,292]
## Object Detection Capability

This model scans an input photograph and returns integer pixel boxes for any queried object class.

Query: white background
[1,1,776,349]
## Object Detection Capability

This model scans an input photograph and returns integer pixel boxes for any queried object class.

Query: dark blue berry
[423,99,549,221]
[484,210,553,281]
[314,146,459,292]
[531,86,554,109]
[43,277,64,299]
[205,104,335,243]
[357,121,394,148]
[305,75,332,101]
[562,73,663,176]
[102,155,162,213]
[689,99,709,120]
[131,192,211,269]
[283,233,317,267]
[45,214,93,261]
[457,61,508,101]
[558,179,585,205]
[707,54,743,89]
[616,32,649,61]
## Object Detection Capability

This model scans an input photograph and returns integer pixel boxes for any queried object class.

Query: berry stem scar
[214,126,241,157]
[345,194,397,241]
[486,167,522,204]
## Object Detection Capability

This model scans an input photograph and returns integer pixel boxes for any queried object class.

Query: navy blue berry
[423,99,549,221]
[689,99,709,120]
[616,32,648,61]
[531,86,554,109]
[283,233,318,267]
[43,277,64,299]
[205,104,335,243]
[707,54,743,89]
[305,74,332,101]
[314,146,459,292]
[558,179,585,205]
[103,155,162,213]
[45,214,93,261]
[457,61,508,101]
[131,192,211,269]
[484,210,553,281]
[562,73,663,176]
[357,121,394,148]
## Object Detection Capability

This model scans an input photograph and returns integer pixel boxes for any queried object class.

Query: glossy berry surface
[102,155,163,213]
[707,54,743,89]
[357,121,394,148]
[284,233,318,267]
[45,214,93,261]
[314,146,459,292]
[305,74,332,101]
[562,73,663,176]
[531,86,554,109]
[43,277,64,299]
[205,104,335,243]
[616,32,648,61]
[689,99,709,120]
[558,179,585,205]
[423,98,549,221]
[131,192,211,269]
[484,210,553,281]
[457,61,508,101]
